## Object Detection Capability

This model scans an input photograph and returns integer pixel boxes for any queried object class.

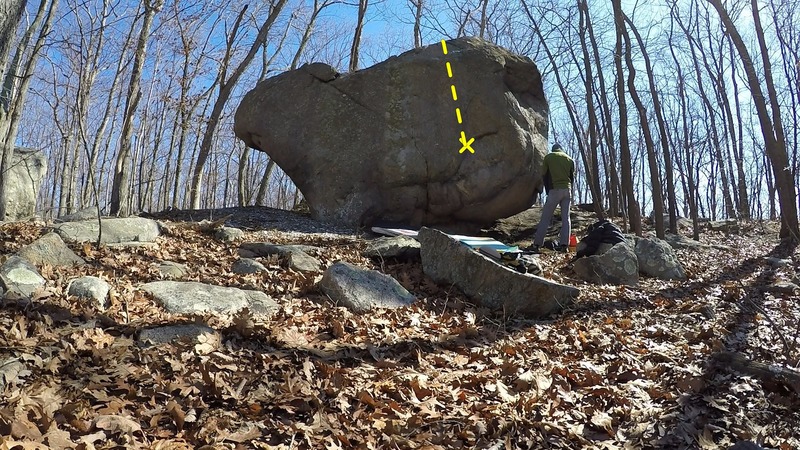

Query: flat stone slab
[138,323,220,348]
[141,281,277,316]
[239,242,321,272]
[363,236,421,259]
[319,262,416,313]
[54,217,160,244]
[419,228,578,318]
[16,232,85,267]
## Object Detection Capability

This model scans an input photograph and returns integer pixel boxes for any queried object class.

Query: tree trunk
[110,0,162,216]
[611,0,641,236]
[621,12,664,238]
[707,0,800,240]
[348,0,368,72]
[189,0,289,209]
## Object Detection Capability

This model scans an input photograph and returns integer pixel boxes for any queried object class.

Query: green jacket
[543,149,574,190]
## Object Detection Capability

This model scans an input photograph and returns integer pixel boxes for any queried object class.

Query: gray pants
[534,188,571,246]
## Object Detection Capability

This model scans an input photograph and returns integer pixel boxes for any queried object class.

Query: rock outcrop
[16,232,85,267]
[633,237,686,281]
[3,147,46,220]
[419,228,578,318]
[234,37,549,228]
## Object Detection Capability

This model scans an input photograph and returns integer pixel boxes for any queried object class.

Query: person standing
[529,143,575,252]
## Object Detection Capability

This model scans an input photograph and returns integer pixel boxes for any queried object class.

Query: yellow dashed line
[441,39,474,154]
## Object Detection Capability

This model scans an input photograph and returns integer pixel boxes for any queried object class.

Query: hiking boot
[522,244,541,254]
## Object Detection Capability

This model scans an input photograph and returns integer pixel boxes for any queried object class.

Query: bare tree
[707,0,800,240]
[110,0,163,216]
[349,0,369,72]
[188,0,289,209]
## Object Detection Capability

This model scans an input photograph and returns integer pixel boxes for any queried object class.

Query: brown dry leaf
[224,423,262,443]
[94,414,142,435]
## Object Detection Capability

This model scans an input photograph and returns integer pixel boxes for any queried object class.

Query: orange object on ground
[569,234,578,247]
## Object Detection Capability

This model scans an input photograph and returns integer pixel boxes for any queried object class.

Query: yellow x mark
[459,131,475,154]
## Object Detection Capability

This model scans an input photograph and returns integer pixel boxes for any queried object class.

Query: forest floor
[0,210,799,449]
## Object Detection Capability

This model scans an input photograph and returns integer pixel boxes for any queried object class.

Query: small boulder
[232,258,268,274]
[54,217,160,244]
[138,323,220,351]
[767,281,798,295]
[239,242,321,272]
[0,256,46,297]
[363,236,421,259]
[16,232,85,267]
[765,257,792,268]
[158,261,189,279]
[319,262,416,313]
[634,237,686,280]
[214,226,245,242]
[67,276,111,309]
[708,219,739,233]
[55,207,99,223]
[419,228,578,318]
[141,281,277,316]
[573,241,639,286]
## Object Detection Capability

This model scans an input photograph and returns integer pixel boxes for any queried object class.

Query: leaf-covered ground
[1,218,798,449]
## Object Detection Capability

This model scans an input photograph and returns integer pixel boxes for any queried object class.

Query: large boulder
[234,37,548,228]
[573,241,639,286]
[419,228,578,318]
[0,256,46,297]
[3,147,46,220]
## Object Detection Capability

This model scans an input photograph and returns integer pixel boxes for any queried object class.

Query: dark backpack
[576,219,625,258]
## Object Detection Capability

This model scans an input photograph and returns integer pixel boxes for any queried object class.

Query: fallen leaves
[0,221,799,448]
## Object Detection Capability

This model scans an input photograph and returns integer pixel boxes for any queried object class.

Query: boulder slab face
[234,37,549,228]
[633,237,686,281]
[419,228,578,318]
[16,232,85,267]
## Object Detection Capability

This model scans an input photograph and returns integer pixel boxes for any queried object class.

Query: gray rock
[663,233,731,251]
[56,207,100,223]
[67,276,111,310]
[240,242,319,256]
[232,258,268,274]
[419,228,578,318]
[3,147,46,220]
[234,37,548,228]
[141,281,277,316]
[213,226,245,242]
[16,232,85,267]
[319,262,416,313]
[54,217,160,244]
[765,257,792,268]
[708,219,740,233]
[239,242,321,272]
[634,237,686,280]
[0,256,46,297]
[363,236,421,259]
[767,282,798,294]
[158,261,189,279]
[573,241,639,286]
[138,323,220,348]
